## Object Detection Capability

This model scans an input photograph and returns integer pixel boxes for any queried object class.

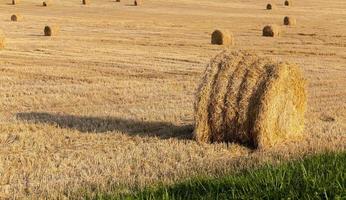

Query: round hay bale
[0,30,5,49]
[44,25,59,36]
[263,24,281,37]
[266,3,273,10]
[194,50,306,148]
[12,0,19,5]
[42,0,50,6]
[11,14,23,22]
[82,0,87,5]
[284,16,296,26]
[134,0,139,6]
[116,0,120,2]
[284,0,291,6]
[211,30,234,45]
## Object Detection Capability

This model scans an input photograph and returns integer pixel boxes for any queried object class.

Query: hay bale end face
[266,3,272,10]
[263,25,280,37]
[0,31,5,49]
[11,14,23,22]
[44,25,59,36]
[284,16,296,26]
[211,30,234,45]
[284,0,291,6]
[194,51,306,148]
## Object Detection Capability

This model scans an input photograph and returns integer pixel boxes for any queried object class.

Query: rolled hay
[42,0,50,6]
[266,3,273,10]
[194,50,306,148]
[11,14,23,22]
[134,0,139,6]
[12,0,19,5]
[116,0,120,2]
[284,16,296,26]
[0,30,5,49]
[263,24,281,37]
[211,30,234,45]
[284,0,291,6]
[82,0,87,4]
[44,25,59,36]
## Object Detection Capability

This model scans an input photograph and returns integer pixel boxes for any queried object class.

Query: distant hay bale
[211,30,234,45]
[44,25,59,36]
[284,16,296,26]
[82,0,87,5]
[134,0,139,6]
[12,0,19,5]
[11,14,23,22]
[116,0,120,2]
[284,0,291,6]
[42,0,50,6]
[194,50,306,148]
[263,25,281,37]
[266,3,272,10]
[0,31,5,49]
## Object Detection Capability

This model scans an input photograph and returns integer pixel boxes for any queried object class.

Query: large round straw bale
[194,51,306,148]
[263,24,280,37]
[0,31,5,49]
[284,16,296,26]
[44,25,59,36]
[12,0,19,5]
[284,0,291,6]
[211,30,234,45]
[11,14,23,22]
[42,0,50,6]
[266,3,273,10]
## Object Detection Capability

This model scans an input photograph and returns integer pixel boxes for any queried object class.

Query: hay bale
[42,0,50,6]
[266,3,273,10]
[116,0,120,2]
[211,30,234,45]
[82,0,87,5]
[263,24,281,37]
[44,25,59,36]
[134,0,139,6]
[284,0,291,6]
[0,31,5,49]
[11,14,23,22]
[284,16,296,26]
[194,50,306,148]
[12,0,19,5]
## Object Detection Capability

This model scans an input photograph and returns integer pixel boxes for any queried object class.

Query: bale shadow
[16,112,193,140]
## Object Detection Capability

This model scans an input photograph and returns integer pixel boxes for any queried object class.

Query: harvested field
[0,0,345,199]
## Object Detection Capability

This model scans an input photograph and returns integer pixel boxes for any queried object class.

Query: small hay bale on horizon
[12,0,19,5]
[263,24,281,37]
[284,16,296,26]
[42,0,50,6]
[211,30,234,45]
[194,50,307,149]
[44,25,59,36]
[11,14,23,22]
[284,0,291,6]
[266,3,273,10]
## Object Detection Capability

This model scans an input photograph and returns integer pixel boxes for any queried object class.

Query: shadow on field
[16,112,193,140]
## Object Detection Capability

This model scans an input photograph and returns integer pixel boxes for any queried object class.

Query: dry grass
[194,51,306,148]
[0,0,345,199]
[263,25,281,37]
[211,30,233,45]
[0,30,5,49]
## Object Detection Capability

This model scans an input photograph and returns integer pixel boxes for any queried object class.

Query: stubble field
[0,0,345,198]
